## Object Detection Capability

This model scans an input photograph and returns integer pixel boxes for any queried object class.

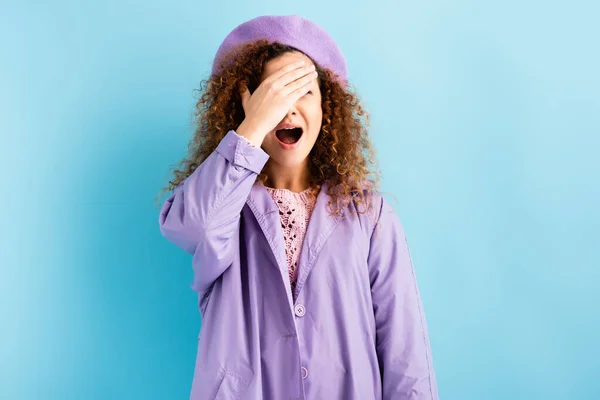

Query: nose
[286,107,298,117]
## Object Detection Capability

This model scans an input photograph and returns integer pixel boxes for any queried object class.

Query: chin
[267,151,310,168]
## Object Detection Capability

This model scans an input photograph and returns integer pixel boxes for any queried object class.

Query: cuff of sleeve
[234,131,258,147]
[216,130,269,174]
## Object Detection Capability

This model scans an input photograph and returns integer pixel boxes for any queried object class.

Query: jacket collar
[246,180,343,308]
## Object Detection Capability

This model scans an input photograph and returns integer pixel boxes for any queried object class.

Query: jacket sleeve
[367,196,439,400]
[158,129,269,294]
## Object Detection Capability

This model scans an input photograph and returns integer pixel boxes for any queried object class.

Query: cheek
[262,135,277,149]
[306,104,323,124]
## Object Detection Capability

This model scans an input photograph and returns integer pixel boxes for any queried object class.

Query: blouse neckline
[264,185,318,204]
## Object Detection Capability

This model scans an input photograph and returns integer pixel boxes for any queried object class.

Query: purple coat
[159,130,439,400]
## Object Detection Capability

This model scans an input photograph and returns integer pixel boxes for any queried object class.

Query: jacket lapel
[293,181,343,300]
[245,182,294,310]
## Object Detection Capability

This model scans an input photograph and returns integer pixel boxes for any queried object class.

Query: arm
[158,129,269,294]
[368,196,439,400]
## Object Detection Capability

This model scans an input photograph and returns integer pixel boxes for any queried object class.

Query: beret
[211,14,348,87]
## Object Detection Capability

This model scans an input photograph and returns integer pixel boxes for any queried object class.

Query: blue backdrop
[2,1,599,399]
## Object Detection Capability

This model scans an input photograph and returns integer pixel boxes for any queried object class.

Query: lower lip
[276,133,303,150]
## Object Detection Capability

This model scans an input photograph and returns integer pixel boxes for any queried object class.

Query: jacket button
[294,304,306,317]
[301,367,308,380]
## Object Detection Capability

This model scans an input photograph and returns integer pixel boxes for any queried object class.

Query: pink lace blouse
[265,186,317,296]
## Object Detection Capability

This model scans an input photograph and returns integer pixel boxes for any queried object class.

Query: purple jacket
[159,130,439,400]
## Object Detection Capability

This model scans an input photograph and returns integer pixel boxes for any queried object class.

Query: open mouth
[275,127,303,145]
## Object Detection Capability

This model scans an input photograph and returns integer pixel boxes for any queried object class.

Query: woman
[158,14,439,400]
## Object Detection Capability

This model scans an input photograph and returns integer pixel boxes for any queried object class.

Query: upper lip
[275,122,303,131]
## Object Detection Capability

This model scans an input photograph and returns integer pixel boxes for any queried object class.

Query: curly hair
[156,39,381,219]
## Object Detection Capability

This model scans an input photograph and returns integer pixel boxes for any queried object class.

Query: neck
[264,159,311,193]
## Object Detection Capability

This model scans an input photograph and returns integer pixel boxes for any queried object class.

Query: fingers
[279,64,316,89]
[282,70,318,97]
[264,60,310,84]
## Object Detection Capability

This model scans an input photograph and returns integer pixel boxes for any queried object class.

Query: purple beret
[211,14,348,87]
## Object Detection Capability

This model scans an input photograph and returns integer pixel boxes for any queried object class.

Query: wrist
[236,120,266,147]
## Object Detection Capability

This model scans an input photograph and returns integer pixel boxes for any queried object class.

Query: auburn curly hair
[156,39,381,218]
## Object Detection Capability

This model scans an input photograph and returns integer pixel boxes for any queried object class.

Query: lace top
[265,186,318,297]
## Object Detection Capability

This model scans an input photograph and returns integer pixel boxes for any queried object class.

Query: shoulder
[328,179,388,234]
[351,181,405,240]
[349,179,385,218]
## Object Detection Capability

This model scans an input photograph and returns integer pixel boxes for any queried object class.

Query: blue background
[2,1,599,399]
